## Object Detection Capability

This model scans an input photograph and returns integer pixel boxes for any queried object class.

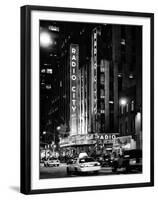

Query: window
[131,100,134,111]
[100,89,105,98]
[41,69,46,73]
[46,69,53,74]
[121,39,126,52]
[100,102,105,110]
[94,82,97,91]
[46,84,51,89]
[100,66,105,72]
[126,104,129,113]
[120,105,124,115]
[100,74,105,84]
[120,38,126,45]
[129,74,134,79]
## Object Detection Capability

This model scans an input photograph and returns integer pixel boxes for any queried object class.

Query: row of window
[120,100,135,114]
[41,83,52,89]
[41,68,53,74]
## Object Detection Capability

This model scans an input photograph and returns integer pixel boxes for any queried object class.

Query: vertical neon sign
[91,28,98,132]
[70,44,79,135]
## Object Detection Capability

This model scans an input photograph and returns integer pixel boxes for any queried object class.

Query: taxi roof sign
[79,152,88,158]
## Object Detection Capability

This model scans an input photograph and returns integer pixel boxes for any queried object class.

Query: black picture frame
[20,5,154,194]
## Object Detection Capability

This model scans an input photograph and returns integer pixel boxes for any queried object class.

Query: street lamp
[43,131,46,135]
[56,126,61,131]
[40,31,53,48]
[119,98,127,106]
[119,98,127,114]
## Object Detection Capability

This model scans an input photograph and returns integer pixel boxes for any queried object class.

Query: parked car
[44,158,60,167]
[67,156,101,175]
[111,149,142,173]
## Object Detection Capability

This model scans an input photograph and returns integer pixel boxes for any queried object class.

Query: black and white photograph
[39,21,143,179]
[20,5,154,194]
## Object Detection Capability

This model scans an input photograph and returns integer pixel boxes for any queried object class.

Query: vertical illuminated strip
[91,28,98,132]
[79,69,82,135]
[82,68,85,134]
[70,44,79,136]
[85,67,88,135]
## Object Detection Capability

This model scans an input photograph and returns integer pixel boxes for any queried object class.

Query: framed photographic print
[20,5,154,194]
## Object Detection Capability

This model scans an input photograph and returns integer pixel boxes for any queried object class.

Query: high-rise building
[89,26,119,134]
[40,21,62,147]
[114,25,142,149]
[58,24,120,155]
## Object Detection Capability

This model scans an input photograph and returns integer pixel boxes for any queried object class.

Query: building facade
[115,25,142,150]
[58,24,120,155]
[40,21,142,158]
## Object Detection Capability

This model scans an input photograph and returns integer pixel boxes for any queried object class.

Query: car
[103,155,113,167]
[111,149,142,173]
[96,155,112,167]
[67,156,101,175]
[44,158,60,167]
[66,158,74,165]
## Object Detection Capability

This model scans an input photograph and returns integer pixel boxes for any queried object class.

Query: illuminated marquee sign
[70,44,79,135]
[98,133,119,144]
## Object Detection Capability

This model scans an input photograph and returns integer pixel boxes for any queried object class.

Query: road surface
[40,163,141,179]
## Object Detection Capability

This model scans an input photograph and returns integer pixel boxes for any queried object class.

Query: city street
[39,21,143,181]
[40,164,112,179]
[40,164,141,179]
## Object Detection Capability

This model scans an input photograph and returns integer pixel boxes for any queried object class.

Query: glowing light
[129,74,134,79]
[48,26,59,32]
[56,126,61,131]
[120,98,127,106]
[40,31,52,48]
[118,73,122,77]
[136,112,141,121]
